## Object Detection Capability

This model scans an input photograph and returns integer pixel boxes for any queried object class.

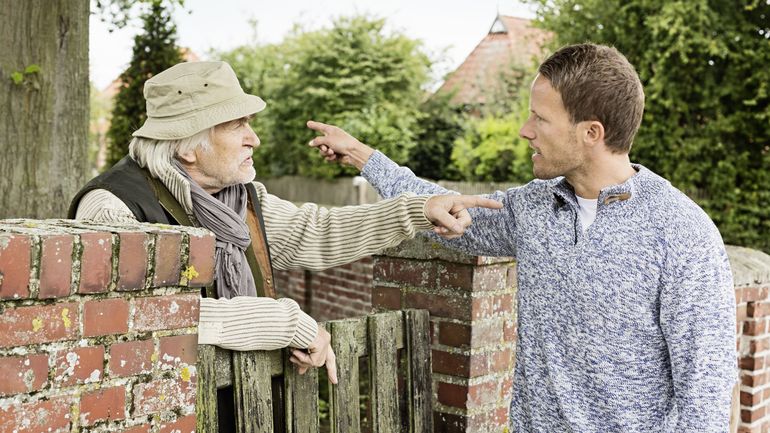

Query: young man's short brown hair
[538,43,645,154]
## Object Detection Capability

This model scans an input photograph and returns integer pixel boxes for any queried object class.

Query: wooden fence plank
[329,318,363,433]
[284,336,320,433]
[233,351,274,433]
[405,310,433,433]
[196,344,219,433]
[197,310,431,432]
[368,312,402,433]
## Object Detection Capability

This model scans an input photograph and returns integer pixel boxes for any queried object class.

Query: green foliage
[9,72,23,85]
[92,0,186,30]
[105,1,183,167]
[451,96,534,184]
[88,83,113,175]
[24,64,41,74]
[219,16,431,179]
[443,57,536,183]
[9,64,41,88]
[526,0,770,251]
[408,94,464,181]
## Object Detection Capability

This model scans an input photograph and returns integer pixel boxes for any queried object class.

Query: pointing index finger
[306,120,331,134]
[455,196,503,210]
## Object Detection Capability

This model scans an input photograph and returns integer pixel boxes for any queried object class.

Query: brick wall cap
[0,219,214,239]
[727,246,770,287]
[378,236,513,265]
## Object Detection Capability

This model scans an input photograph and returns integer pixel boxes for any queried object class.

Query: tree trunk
[0,0,89,218]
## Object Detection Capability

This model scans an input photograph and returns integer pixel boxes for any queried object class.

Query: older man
[309,43,736,432]
[69,61,500,390]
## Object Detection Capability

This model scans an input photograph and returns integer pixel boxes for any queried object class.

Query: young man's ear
[578,120,605,148]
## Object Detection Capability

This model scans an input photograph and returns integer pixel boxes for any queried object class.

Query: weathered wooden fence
[196,309,433,433]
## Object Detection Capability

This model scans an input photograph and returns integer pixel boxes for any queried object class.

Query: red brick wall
[0,219,214,433]
[370,238,516,433]
[274,257,374,321]
[734,246,770,432]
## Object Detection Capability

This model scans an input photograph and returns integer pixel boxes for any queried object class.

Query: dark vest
[68,156,276,298]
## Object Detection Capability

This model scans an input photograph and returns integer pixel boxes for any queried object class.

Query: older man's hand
[425,195,503,239]
[289,327,338,384]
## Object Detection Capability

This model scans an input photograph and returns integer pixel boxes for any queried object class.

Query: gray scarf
[172,160,256,299]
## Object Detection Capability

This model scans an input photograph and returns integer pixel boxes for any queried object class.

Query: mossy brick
[159,415,196,433]
[132,293,200,332]
[117,231,149,291]
[372,285,402,310]
[38,234,74,298]
[373,257,439,289]
[0,354,49,396]
[80,385,126,425]
[83,298,129,337]
[0,234,32,299]
[0,302,79,348]
[153,231,182,287]
[404,291,471,320]
[471,293,514,320]
[122,425,152,433]
[0,395,71,433]
[159,334,198,368]
[437,381,468,409]
[438,321,472,348]
[52,345,105,386]
[379,235,514,265]
[187,232,215,287]
[132,377,195,416]
[108,339,154,377]
[78,232,113,293]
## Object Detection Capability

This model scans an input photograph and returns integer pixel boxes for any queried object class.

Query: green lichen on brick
[181,366,191,382]
[31,317,42,332]
[61,308,72,328]
[180,265,199,283]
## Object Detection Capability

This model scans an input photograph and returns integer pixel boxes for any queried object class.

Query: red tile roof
[436,15,551,106]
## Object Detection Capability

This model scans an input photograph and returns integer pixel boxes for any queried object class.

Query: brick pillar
[730,246,770,433]
[372,236,516,433]
[0,218,214,433]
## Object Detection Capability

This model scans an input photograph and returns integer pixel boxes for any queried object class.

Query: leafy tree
[105,1,183,167]
[220,16,431,179]
[408,94,465,181]
[441,58,536,183]
[451,95,533,184]
[526,0,770,251]
[0,0,89,219]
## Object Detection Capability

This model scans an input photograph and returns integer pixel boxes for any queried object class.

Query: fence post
[373,236,517,433]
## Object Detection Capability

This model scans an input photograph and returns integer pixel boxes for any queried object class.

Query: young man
[69,61,501,389]
[308,44,736,432]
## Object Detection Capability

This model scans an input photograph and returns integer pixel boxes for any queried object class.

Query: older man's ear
[176,148,197,164]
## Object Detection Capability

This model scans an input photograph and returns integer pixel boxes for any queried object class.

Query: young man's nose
[519,121,535,140]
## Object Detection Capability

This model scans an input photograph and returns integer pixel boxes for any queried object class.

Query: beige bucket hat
[133,61,266,140]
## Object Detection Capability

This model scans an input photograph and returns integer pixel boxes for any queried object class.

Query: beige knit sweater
[76,164,432,350]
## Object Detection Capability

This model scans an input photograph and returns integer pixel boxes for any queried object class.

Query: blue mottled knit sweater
[362,151,736,433]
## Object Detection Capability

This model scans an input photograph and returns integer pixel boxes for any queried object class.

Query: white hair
[129,128,213,178]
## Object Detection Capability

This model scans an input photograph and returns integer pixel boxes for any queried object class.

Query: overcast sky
[89,0,536,89]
